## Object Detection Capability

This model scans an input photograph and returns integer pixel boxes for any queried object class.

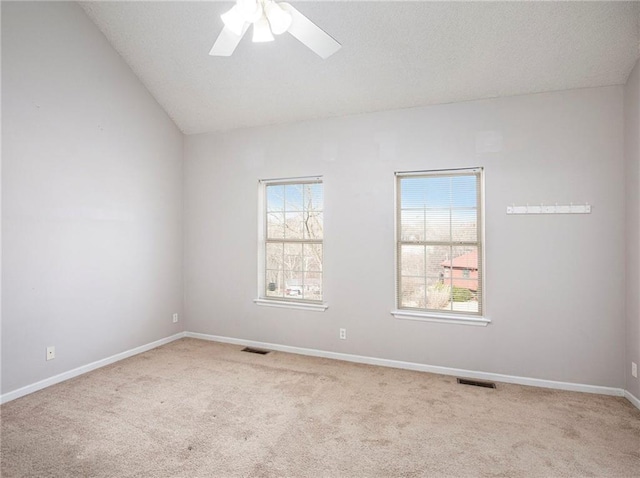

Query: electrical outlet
[633,362,638,379]
[339,328,346,340]
[172,313,179,323]
[46,346,55,361]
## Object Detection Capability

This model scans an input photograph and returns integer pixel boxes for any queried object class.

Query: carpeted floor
[1,338,639,477]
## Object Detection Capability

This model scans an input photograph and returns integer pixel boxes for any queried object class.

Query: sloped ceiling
[81,1,640,135]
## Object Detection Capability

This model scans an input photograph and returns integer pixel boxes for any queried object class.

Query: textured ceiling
[80,1,640,135]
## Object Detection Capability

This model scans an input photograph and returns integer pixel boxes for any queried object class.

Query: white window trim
[393,167,488,326]
[254,298,328,312]
[256,176,328,312]
[390,310,490,326]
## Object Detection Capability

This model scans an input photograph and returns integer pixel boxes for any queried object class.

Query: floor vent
[457,378,497,389]
[241,347,271,355]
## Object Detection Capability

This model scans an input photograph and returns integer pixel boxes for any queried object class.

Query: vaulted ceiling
[81,1,640,135]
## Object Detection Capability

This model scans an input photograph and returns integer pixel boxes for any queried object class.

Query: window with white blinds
[396,168,483,316]
[261,178,323,303]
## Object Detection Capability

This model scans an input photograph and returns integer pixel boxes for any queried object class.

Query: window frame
[254,176,328,312]
[391,168,489,326]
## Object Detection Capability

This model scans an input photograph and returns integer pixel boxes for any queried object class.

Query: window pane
[451,279,479,313]
[303,243,323,272]
[266,185,284,212]
[401,176,451,209]
[426,277,452,311]
[283,243,303,272]
[303,272,322,301]
[284,271,303,298]
[266,270,283,298]
[424,209,450,242]
[284,212,304,239]
[304,183,323,212]
[303,211,323,240]
[452,209,477,242]
[450,246,478,285]
[451,175,477,208]
[266,243,283,270]
[400,245,425,276]
[303,183,323,240]
[267,213,285,240]
[400,276,425,308]
[285,184,303,211]
[401,209,424,242]
[402,208,452,242]
[426,245,452,279]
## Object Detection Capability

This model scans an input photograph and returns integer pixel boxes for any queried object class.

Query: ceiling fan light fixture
[238,0,263,23]
[221,5,246,36]
[252,15,274,43]
[210,0,341,58]
[264,1,292,35]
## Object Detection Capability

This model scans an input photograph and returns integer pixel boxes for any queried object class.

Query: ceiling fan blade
[279,3,341,59]
[209,24,248,57]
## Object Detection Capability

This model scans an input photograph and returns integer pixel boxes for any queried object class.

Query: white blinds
[396,169,483,315]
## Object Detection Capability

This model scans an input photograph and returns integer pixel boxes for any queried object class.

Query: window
[394,168,485,322]
[256,177,325,310]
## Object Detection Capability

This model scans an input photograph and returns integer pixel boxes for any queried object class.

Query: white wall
[625,59,640,399]
[1,1,631,398]
[1,2,184,395]
[185,86,626,388]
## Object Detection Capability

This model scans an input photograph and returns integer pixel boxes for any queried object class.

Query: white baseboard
[624,390,640,410]
[4,331,636,408]
[0,332,186,404]
[186,332,626,398]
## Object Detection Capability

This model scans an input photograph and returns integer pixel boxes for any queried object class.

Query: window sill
[391,310,490,327]
[254,298,328,312]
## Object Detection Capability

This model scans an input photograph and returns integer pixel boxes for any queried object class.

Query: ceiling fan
[209,0,341,59]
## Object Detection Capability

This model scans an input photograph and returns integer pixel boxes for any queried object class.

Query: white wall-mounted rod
[506,203,591,215]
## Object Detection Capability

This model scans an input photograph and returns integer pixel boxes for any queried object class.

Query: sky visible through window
[400,175,478,241]
[266,183,323,212]
[401,175,477,212]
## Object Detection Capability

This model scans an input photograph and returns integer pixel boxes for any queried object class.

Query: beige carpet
[1,338,639,477]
